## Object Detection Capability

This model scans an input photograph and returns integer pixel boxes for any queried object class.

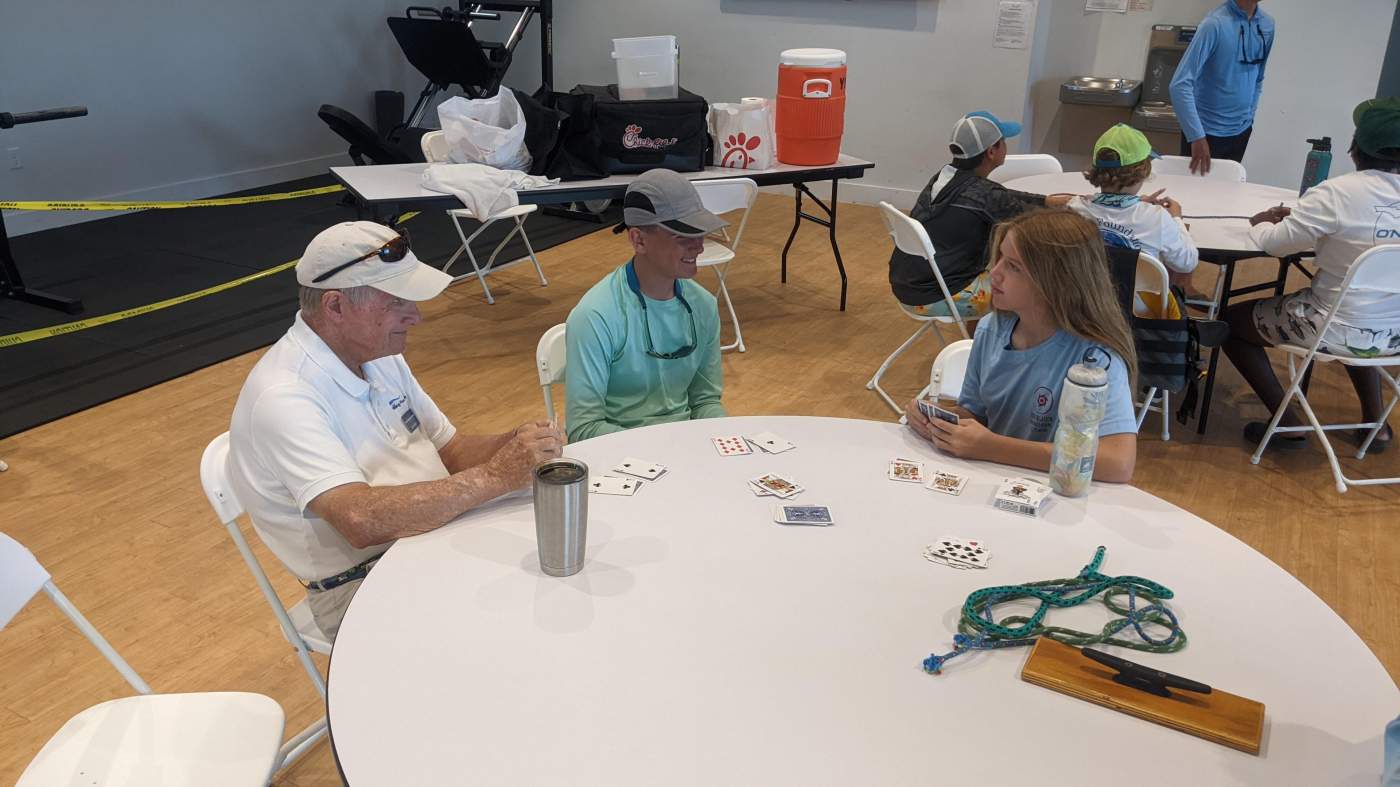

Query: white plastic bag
[437,92,532,172]
[708,98,776,170]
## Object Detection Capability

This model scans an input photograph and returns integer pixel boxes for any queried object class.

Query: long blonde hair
[989,210,1138,385]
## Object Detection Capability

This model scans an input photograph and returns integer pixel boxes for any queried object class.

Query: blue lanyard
[1092,193,1141,209]
[625,261,697,360]
[625,260,689,308]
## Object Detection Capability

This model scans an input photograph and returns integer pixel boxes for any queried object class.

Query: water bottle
[1299,137,1332,196]
[1049,351,1110,498]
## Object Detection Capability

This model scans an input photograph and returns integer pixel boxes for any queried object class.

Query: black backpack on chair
[1104,245,1207,425]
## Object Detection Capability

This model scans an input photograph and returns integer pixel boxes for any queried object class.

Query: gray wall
[0,0,424,234]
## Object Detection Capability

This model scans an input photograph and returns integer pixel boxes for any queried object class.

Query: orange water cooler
[775,48,847,165]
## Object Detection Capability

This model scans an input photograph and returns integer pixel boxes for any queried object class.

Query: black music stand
[0,107,86,314]
[389,1,553,131]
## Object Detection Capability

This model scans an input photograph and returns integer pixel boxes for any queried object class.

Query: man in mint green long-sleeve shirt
[565,169,728,442]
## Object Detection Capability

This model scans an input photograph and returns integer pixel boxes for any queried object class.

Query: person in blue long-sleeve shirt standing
[1169,0,1275,175]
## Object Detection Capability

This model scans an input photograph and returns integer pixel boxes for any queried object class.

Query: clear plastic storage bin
[612,36,678,100]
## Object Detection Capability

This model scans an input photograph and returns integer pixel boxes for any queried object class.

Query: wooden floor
[2,194,1396,784]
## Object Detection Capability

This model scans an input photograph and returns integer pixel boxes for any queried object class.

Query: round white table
[327,417,1397,786]
[1005,172,1297,256]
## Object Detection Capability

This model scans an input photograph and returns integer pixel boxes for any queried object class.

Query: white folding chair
[693,178,759,352]
[1250,246,1400,492]
[902,339,975,426]
[912,338,976,403]
[1134,252,1173,441]
[989,154,1063,184]
[1151,156,1245,319]
[869,202,972,415]
[1152,154,1247,182]
[3,531,285,787]
[537,323,567,424]
[199,434,331,769]
[421,130,547,305]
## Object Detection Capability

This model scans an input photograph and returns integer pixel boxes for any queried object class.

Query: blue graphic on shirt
[1375,201,1400,242]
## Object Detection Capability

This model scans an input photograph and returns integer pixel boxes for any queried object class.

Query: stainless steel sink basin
[1059,76,1143,107]
[1132,101,1180,134]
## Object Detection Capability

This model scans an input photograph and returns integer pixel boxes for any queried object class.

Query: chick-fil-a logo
[719,132,763,168]
[622,124,678,150]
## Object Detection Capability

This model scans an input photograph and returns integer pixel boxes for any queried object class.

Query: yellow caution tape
[0,210,423,348]
[0,260,299,348]
[0,184,344,212]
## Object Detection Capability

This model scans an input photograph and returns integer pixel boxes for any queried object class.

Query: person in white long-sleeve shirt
[1222,99,1400,450]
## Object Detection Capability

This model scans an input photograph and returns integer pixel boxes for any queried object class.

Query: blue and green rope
[923,546,1187,674]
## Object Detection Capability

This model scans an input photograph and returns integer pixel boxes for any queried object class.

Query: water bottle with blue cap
[1049,349,1110,498]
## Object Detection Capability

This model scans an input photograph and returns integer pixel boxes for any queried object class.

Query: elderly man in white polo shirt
[229,221,563,639]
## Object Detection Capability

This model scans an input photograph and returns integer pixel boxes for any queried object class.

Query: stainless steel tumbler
[532,459,589,577]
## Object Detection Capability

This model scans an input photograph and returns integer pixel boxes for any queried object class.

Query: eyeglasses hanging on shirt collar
[626,261,697,360]
[311,230,412,284]
[1237,19,1269,66]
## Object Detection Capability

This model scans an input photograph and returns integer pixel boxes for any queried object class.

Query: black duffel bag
[570,84,710,174]
[515,85,609,181]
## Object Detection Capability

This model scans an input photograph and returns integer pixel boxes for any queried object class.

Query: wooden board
[1020,638,1266,754]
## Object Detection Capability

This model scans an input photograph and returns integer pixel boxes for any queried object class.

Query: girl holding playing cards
[904,210,1139,482]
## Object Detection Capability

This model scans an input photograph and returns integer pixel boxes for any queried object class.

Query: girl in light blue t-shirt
[905,210,1140,483]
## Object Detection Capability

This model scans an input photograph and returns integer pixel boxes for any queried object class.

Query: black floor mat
[0,175,618,438]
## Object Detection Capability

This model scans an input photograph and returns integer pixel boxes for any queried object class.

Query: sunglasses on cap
[311,230,411,284]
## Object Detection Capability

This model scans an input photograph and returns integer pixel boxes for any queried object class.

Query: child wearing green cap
[1068,124,1200,295]
[1223,98,1400,451]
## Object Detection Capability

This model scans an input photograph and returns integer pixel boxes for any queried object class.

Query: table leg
[780,184,802,285]
[1274,257,1291,296]
[827,179,848,312]
[778,181,849,311]
[1197,260,1236,435]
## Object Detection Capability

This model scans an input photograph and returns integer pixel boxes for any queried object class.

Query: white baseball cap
[296,221,451,301]
[949,111,1023,160]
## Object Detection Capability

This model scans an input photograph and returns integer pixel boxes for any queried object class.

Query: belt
[303,554,383,592]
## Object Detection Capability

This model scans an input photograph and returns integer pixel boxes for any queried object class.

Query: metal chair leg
[867,321,941,415]
[516,216,548,286]
[713,265,745,353]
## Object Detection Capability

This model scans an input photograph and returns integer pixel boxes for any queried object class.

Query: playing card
[916,398,937,421]
[917,399,960,425]
[613,457,666,481]
[588,475,642,496]
[926,470,969,496]
[746,431,795,454]
[748,481,775,497]
[888,458,925,483]
[712,435,752,456]
[994,477,1052,517]
[773,504,833,525]
[923,550,971,569]
[751,473,802,499]
[932,405,960,425]
[928,538,990,568]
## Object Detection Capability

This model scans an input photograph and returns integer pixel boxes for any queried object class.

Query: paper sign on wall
[994,0,1035,50]
[1129,0,1154,10]
[1085,0,1129,11]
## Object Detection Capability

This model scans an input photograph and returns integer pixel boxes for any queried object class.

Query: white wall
[1088,3,1215,78]
[482,0,1043,209]
[1248,0,1397,187]
[1026,0,1396,188]
[0,0,424,234]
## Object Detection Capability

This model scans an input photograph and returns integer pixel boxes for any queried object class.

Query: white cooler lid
[780,48,846,67]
